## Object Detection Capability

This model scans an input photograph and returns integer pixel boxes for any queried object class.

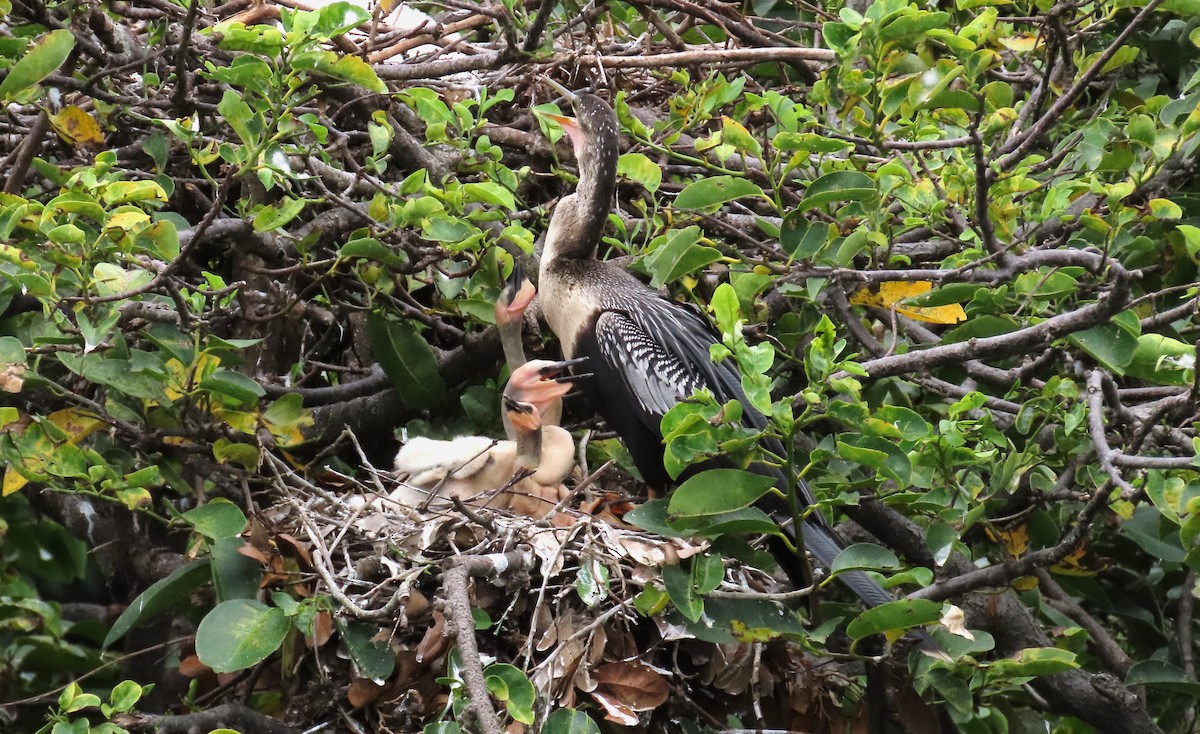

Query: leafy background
[1,0,1200,733]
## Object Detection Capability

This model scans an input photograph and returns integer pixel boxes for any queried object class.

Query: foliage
[1,0,1200,733]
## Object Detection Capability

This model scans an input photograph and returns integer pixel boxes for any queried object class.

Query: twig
[442,553,534,734]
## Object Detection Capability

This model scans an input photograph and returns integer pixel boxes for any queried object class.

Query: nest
[253,448,892,733]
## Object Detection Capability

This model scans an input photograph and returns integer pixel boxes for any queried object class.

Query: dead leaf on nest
[347,677,384,708]
[415,610,447,663]
[178,654,210,678]
[591,661,669,711]
[526,525,571,577]
[589,690,640,725]
[307,610,334,647]
[702,642,755,695]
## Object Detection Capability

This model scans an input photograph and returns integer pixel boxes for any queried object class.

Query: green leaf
[100,180,168,207]
[797,171,876,212]
[662,563,703,622]
[107,680,145,714]
[835,435,912,485]
[987,647,1079,678]
[252,197,307,232]
[1125,660,1200,695]
[104,559,212,647]
[1066,322,1139,374]
[484,663,536,724]
[339,621,396,680]
[0,29,75,100]
[367,313,446,409]
[1126,334,1196,386]
[781,213,829,258]
[462,182,516,210]
[644,226,721,288]
[674,175,766,210]
[209,535,259,602]
[182,498,248,539]
[831,543,901,574]
[218,89,258,147]
[668,469,776,518]
[196,599,289,673]
[542,709,601,734]
[845,599,943,640]
[618,152,662,193]
[198,368,266,406]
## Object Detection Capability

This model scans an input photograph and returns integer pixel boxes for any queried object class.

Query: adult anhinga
[537,84,893,609]
[392,359,581,518]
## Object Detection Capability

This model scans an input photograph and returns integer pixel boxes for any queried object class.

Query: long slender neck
[513,422,542,474]
[543,103,620,263]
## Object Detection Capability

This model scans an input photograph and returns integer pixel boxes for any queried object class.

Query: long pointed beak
[541,77,578,104]
[538,356,591,383]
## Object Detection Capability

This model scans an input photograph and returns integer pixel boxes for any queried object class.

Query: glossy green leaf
[0,29,75,100]
[797,171,876,212]
[668,469,776,518]
[340,621,396,680]
[618,152,662,192]
[644,226,721,288]
[103,559,212,647]
[845,599,942,640]
[198,369,266,406]
[196,599,289,673]
[831,543,901,574]
[484,663,536,724]
[662,563,703,622]
[1125,660,1200,695]
[674,175,766,210]
[211,535,260,602]
[987,647,1079,678]
[252,197,307,232]
[183,498,248,539]
[1066,322,1139,374]
[542,709,601,734]
[367,313,446,409]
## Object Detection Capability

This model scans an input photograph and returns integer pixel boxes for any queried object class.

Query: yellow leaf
[3,467,29,496]
[106,210,151,231]
[1050,543,1109,576]
[48,105,104,145]
[850,281,966,325]
[986,523,1030,558]
[47,408,105,444]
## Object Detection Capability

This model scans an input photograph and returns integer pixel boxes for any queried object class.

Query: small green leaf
[1066,322,1139,374]
[104,559,212,647]
[462,182,516,210]
[484,663,536,725]
[367,313,446,409]
[831,543,901,574]
[668,469,776,518]
[674,175,766,210]
[218,89,258,147]
[987,647,1079,678]
[198,369,266,406]
[662,564,703,622]
[182,498,249,539]
[797,171,876,212]
[644,226,721,288]
[196,599,289,673]
[542,709,602,734]
[339,621,396,680]
[618,152,662,192]
[0,29,75,100]
[252,197,307,231]
[845,599,942,640]
[1125,660,1200,695]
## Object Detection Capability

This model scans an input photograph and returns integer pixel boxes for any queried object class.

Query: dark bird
[536,82,895,609]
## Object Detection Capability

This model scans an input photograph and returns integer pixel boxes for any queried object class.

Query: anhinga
[392,359,581,518]
[495,263,568,435]
[537,84,894,609]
